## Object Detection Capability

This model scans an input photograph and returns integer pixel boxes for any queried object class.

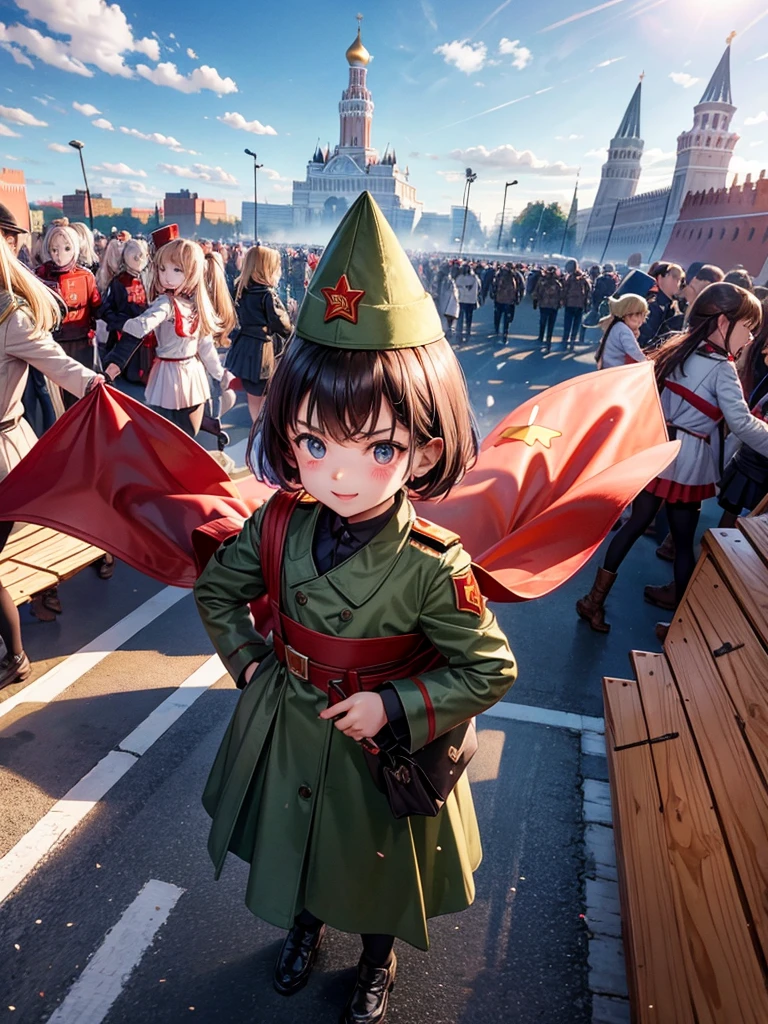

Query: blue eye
[304,436,326,459]
[373,443,396,465]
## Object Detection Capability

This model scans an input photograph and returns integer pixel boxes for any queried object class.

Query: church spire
[700,32,735,105]
[616,79,642,139]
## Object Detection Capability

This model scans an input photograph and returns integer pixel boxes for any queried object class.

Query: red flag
[0,363,677,599]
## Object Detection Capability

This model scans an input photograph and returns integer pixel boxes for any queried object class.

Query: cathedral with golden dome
[291,17,422,236]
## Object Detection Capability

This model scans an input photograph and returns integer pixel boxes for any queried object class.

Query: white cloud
[555,133,584,140]
[436,170,466,183]
[643,147,675,165]
[594,56,625,69]
[272,183,291,193]
[0,124,21,137]
[669,72,700,89]
[451,143,577,175]
[434,39,487,74]
[0,24,92,76]
[474,81,485,87]
[584,147,608,159]
[217,111,277,136]
[157,161,238,186]
[0,104,46,126]
[47,142,70,152]
[91,117,114,130]
[136,61,237,94]
[118,125,195,154]
[498,38,532,70]
[99,176,157,198]
[744,111,768,126]
[1,43,34,68]
[93,161,147,177]
[3,0,160,77]
[186,47,197,59]
[750,140,765,148]
[261,167,290,181]
[755,52,768,61]
[73,100,101,116]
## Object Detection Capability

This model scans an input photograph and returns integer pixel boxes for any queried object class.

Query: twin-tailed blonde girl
[105,238,232,438]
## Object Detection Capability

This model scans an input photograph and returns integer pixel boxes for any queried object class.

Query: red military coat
[35,262,101,344]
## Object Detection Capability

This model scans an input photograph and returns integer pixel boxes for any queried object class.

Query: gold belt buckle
[285,645,309,680]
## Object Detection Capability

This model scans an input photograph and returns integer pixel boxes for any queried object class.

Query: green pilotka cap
[295,191,444,350]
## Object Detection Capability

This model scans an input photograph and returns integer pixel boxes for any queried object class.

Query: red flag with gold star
[0,364,675,602]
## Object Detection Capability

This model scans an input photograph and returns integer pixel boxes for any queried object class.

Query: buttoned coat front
[194,491,517,950]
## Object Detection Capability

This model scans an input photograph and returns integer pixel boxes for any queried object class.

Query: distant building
[63,189,115,220]
[128,207,156,224]
[163,190,229,237]
[450,206,484,249]
[0,168,30,232]
[579,38,739,264]
[291,20,422,236]
[241,201,294,240]
[663,173,768,280]
[412,211,452,248]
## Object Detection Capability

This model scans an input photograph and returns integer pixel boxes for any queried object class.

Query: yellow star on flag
[493,404,562,449]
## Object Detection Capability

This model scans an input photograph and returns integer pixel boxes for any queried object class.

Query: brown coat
[0,294,96,481]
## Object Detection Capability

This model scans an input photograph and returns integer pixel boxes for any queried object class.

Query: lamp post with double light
[459,167,477,255]
[244,149,263,242]
[497,179,518,251]
[68,139,93,229]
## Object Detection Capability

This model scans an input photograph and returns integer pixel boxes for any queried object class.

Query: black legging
[602,488,701,598]
[295,909,394,967]
[0,520,23,659]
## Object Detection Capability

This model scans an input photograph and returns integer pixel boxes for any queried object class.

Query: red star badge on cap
[321,274,365,324]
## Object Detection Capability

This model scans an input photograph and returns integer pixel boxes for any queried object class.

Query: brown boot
[576,567,617,633]
[644,580,676,610]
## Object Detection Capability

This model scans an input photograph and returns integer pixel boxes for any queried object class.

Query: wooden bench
[603,508,768,1023]
[0,523,105,605]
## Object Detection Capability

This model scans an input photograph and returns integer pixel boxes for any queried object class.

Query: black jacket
[638,289,678,349]
[232,284,291,344]
[98,272,149,351]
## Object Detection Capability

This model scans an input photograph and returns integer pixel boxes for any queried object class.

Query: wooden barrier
[0,523,105,605]
[603,508,768,1023]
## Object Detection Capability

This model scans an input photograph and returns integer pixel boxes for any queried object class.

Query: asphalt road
[0,298,720,1023]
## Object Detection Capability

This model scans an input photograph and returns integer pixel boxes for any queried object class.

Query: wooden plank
[2,522,48,561]
[738,515,768,571]
[631,651,768,1024]
[663,577,768,964]
[749,493,768,518]
[0,560,59,603]
[603,676,696,1024]
[702,528,768,649]
[677,556,768,781]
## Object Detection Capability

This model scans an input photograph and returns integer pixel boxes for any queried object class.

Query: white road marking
[0,585,188,723]
[0,655,224,906]
[483,700,604,734]
[46,879,184,1024]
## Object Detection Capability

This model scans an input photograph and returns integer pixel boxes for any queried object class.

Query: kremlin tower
[291,17,422,237]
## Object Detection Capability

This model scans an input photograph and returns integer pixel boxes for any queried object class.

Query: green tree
[510,202,567,252]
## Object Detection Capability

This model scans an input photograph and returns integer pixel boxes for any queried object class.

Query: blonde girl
[96,237,124,293]
[0,233,102,680]
[204,251,236,347]
[104,238,230,438]
[227,244,291,422]
[594,294,649,369]
[70,222,98,272]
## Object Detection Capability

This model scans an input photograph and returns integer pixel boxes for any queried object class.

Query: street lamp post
[533,203,546,253]
[68,139,93,230]
[244,149,263,242]
[496,179,518,251]
[459,167,477,255]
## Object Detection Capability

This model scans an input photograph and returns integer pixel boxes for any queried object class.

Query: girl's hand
[319,692,387,742]
[105,363,120,381]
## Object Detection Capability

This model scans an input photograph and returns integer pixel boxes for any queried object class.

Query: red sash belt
[260,490,444,704]
[664,380,722,422]
[272,609,443,701]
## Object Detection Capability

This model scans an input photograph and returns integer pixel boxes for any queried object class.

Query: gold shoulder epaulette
[298,492,318,504]
[409,516,461,554]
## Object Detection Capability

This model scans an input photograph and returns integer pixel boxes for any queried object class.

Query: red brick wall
[663,175,768,277]
[0,168,29,232]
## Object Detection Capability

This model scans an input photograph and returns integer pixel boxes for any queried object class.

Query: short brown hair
[251,336,479,500]
[695,264,724,285]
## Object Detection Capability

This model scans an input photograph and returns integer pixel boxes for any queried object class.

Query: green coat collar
[285,491,415,608]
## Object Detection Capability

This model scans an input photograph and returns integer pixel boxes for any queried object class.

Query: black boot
[341,953,397,1024]
[273,919,326,996]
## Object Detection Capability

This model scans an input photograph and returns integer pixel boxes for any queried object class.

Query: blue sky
[1,0,767,227]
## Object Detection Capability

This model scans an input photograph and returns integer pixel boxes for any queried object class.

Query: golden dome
[346,27,370,66]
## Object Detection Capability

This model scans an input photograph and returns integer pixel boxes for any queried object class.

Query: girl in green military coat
[194,192,517,1024]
